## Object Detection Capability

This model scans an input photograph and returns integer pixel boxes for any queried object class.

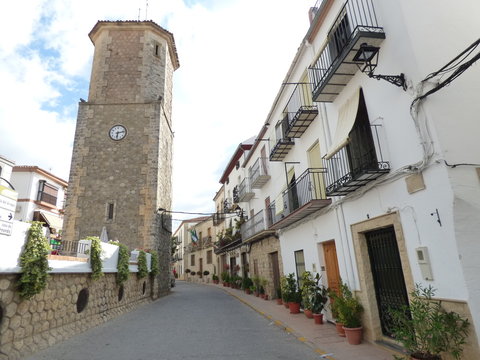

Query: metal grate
[365,226,409,337]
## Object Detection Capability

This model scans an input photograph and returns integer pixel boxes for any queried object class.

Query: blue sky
[0,0,312,227]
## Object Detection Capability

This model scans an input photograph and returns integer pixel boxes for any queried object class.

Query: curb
[224,288,336,360]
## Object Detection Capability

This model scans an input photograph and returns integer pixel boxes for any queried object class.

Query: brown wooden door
[199,258,203,278]
[323,241,341,295]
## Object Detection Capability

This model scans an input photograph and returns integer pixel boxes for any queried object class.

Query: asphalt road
[24,281,322,360]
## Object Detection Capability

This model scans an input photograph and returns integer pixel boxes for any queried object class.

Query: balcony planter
[289,302,301,314]
[313,313,324,325]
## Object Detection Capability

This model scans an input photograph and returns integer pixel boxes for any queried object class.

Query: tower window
[107,202,115,220]
[154,42,160,57]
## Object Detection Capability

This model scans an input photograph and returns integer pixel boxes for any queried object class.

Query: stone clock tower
[63,21,179,254]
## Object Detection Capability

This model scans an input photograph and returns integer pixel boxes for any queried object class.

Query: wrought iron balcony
[233,186,240,204]
[324,125,390,196]
[250,157,271,188]
[213,212,225,225]
[267,168,331,229]
[238,177,255,202]
[309,0,385,103]
[270,117,294,162]
[240,210,275,243]
[284,83,318,138]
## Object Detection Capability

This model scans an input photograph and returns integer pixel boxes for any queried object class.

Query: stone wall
[249,236,283,299]
[0,272,158,360]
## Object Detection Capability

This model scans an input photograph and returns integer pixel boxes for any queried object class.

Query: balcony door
[307,142,326,199]
[286,167,299,213]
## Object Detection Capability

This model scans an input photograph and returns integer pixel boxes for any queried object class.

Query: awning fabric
[324,88,361,160]
[38,211,63,231]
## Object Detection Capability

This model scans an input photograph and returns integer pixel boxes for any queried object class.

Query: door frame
[350,212,414,343]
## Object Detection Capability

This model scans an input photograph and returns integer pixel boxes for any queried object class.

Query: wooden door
[323,241,341,295]
[199,258,203,278]
[270,252,281,297]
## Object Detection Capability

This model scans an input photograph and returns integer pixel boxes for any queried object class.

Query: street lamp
[353,43,407,90]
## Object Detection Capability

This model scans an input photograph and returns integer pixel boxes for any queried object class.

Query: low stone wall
[0,272,160,359]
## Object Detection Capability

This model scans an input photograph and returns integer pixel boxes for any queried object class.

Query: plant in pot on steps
[310,273,329,325]
[252,275,261,297]
[389,284,469,360]
[260,278,269,300]
[336,281,364,345]
[329,284,347,337]
[242,276,253,294]
[285,273,302,314]
[301,271,316,319]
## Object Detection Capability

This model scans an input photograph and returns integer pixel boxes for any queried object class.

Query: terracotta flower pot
[264,294,269,300]
[276,298,283,305]
[245,289,251,295]
[289,302,301,314]
[313,313,323,324]
[335,322,346,337]
[283,302,289,309]
[343,326,363,345]
[304,309,313,319]
[410,354,441,360]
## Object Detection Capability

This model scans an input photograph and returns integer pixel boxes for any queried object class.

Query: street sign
[0,185,18,236]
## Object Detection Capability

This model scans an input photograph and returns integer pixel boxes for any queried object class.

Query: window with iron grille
[207,250,212,264]
[37,180,58,206]
[191,254,195,266]
[294,250,306,285]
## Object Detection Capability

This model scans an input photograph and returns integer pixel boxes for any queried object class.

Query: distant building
[11,166,67,239]
[0,155,15,187]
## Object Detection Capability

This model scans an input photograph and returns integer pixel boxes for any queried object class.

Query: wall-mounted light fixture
[353,43,407,90]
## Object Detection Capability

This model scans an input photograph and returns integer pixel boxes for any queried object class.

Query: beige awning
[324,88,361,160]
[39,211,63,231]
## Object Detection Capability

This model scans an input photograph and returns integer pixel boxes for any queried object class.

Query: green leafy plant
[242,277,253,291]
[17,222,52,300]
[280,275,289,303]
[221,271,230,283]
[389,284,469,360]
[310,273,329,314]
[137,250,148,279]
[148,250,159,276]
[212,274,219,281]
[330,280,363,328]
[252,275,261,293]
[87,236,103,280]
[285,273,302,303]
[109,241,130,286]
[301,271,316,311]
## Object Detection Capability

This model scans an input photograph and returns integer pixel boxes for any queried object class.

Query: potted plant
[389,284,469,360]
[329,280,347,337]
[260,278,269,300]
[252,275,261,297]
[242,277,253,294]
[276,288,283,305]
[280,276,290,308]
[221,271,229,286]
[337,281,363,345]
[310,273,329,325]
[301,271,316,319]
[285,273,302,314]
[212,274,219,284]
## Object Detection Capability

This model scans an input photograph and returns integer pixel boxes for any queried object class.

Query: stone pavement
[210,282,401,360]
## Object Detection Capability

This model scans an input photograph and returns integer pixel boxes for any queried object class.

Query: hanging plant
[109,241,130,286]
[17,222,52,300]
[86,236,103,280]
[137,250,148,279]
[148,249,159,276]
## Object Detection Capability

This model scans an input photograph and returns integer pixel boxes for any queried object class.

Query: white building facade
[11,166,67,237]
[232,0,480,354]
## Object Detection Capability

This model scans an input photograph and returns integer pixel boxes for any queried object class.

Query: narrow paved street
[24,281,322,360]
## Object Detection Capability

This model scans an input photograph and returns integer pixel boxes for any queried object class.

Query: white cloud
[0,0,312,218]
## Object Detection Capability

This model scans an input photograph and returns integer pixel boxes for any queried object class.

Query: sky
[0,0,312,225]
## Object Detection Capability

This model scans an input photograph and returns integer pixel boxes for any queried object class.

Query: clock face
[109,125,127,141]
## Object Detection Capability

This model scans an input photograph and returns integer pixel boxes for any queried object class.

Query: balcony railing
[240,210,273,241]
[270,117,294,162]
[250,157,270,188]
[267,168,331,229]
[213,212,225,225]
[238,177,255,202]
[309,0,385,102]
[284,83,318,138]
[324,125,390,196]
[49,239,90,257]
